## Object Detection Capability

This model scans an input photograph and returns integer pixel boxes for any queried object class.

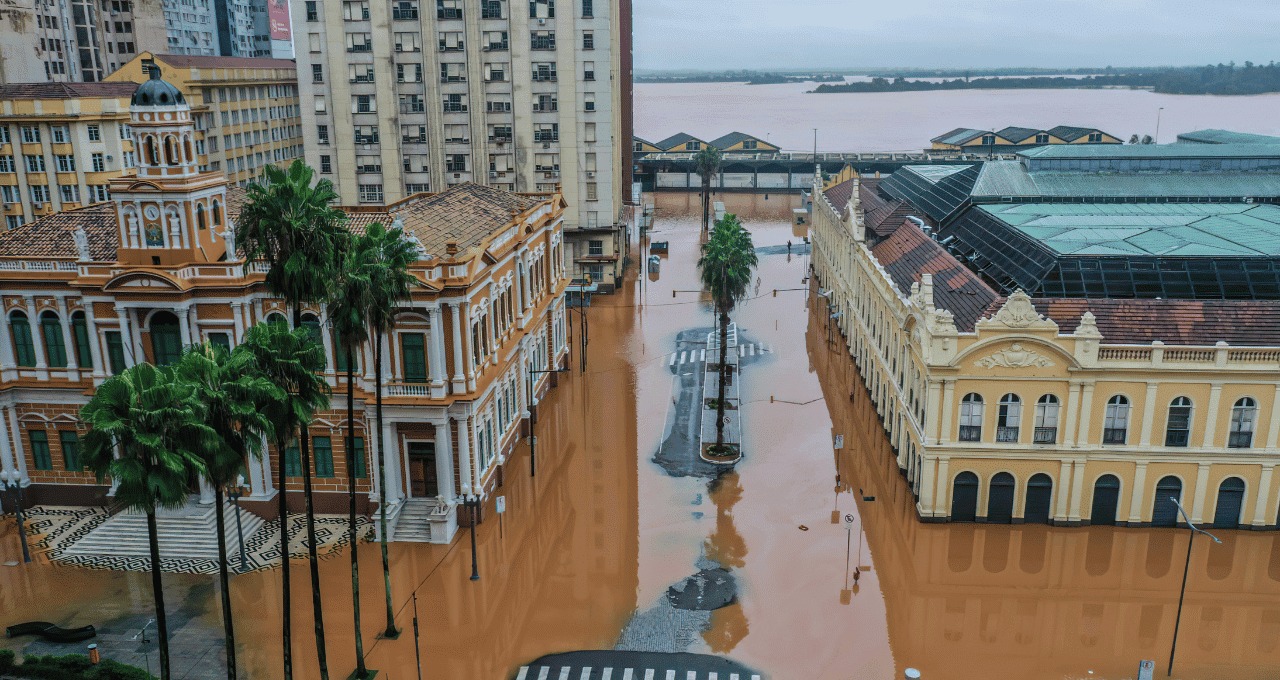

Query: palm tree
[237,159,348,679]
[80,363,217,680]
[694,145,723,235]
[327,231,377,678]
[236,321,330,680]
[176,343,280,680]
[360,221,419,638]
[697,213,757,453]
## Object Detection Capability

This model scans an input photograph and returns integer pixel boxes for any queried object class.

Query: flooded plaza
[4,190,1280,679]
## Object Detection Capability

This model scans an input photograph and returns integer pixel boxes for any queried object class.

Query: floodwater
[635,81,1280,152]
[4,192,1280,679]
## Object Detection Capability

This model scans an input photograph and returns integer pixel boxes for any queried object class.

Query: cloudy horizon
[634,0,1280,72]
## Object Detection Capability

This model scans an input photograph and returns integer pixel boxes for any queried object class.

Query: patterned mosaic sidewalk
[23,505,373,575]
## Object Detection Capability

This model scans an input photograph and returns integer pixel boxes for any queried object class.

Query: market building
[929,125,1122,153]
[0,67,569,545]
[811,142,1280,529]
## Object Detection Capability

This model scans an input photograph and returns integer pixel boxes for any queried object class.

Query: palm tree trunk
[279,436,292,680]
[375,330,398,638]
[293,304,329,680]
[701,176,711,234]
[717,308,728,449]
[346,352,368,678]
[214,486,237,680]
[146,510,172,680]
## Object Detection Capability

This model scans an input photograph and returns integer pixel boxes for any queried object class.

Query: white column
[933,457,950,518]
[1202,383,1223,449]
[426,305,446,398]
[319,311,336,376]
[115,309,135,367]
[56,297,78,371]
[380,333,393,383]
[197,477,215,505]
[1054,460,1073,519]
[461,300,476,390]
[1076,382,1096,446]
[456,414,473,495]
[1190,462,1212,524]
[246,436,267,498]
[450,302,465,390]
[129,308,145,365]
[1252,464,1275,527]
[1062,382,1082,447]
[382,420,403,503]
[84,303,105,379]
[1139,382,1159,447]
[938,380,955,445]
[7,406,28,484]
[231,301,244,342]
[435,419,456,503]
[186,305,199,345]
[177,305,192,347]
[518,346,530,418]
[1068,461,1087,523]
[1268,384,1280,450]
[24,297,47,371]
[489,309,499,366]
[1128,462,1148,523]
[0,309,17,372]
[0,401,15,476]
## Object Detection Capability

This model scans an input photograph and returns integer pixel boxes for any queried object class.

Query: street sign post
[495,496,506,514]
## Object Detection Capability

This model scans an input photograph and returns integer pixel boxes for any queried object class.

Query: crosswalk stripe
[537,667,550,680]
[602,669,613,680]
[517,668,529,680]
[644,670,654,680]
[669,353,677,366]
[581,669,592,680]
[709,674,717,680]
[666,672,676,680]
[559,668,571,680]
[752,676,762,680]
[730,675,740,680]
[679,351,687,364]
[700,349,706,362]
[623,669,633,680]
[687,672,698,680]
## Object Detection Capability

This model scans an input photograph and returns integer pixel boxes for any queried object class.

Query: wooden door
[407,442,438,498]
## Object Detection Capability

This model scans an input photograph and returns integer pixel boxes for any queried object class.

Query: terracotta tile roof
[860,179,915,238]
[987,297,1280,346]
[870,219,998,332]
[0,82,137,101]
[155,54,297,71]
[388,183,542,258]
[0,202,117,261]
[823,178,855,217]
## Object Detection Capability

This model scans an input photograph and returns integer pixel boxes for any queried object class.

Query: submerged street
[4,191,1280,679]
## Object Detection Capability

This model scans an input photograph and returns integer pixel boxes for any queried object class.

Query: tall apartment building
[0,82,140,228]
[107,53,304,185]
[0,0,288,85]
[294,0,633,290]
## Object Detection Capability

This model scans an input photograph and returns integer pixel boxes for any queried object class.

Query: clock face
[144,205,160,221]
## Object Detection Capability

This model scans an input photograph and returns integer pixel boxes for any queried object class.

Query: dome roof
[131,63,186,107]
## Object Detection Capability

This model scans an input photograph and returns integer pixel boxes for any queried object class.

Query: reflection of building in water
[807,320,1280,678]
[811,143,1280,528]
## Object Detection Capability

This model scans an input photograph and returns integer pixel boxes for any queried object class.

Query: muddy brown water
[3,191,1280,679]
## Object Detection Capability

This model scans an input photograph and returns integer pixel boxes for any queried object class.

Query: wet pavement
[3,191,1280,679]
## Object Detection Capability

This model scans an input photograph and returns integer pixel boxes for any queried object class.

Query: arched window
[1229,398,1257,449]
[1103,395,1130,445]
[145,135,159,166]
[1164,397,1193,447]
[165,135,178,165]
[183,135,194,163]
[996,393,1021,442]
[265,312,287,327]
[1034,394,1059,444]
[300,313,324,365]
[71,311,92,368]
[1212,477,1246,530]
[959,393,983,442]
[148,311,182,365]
[211,200,222,226]
[40,311,67,368]
[195,203,206,230]
[9,311,36,367]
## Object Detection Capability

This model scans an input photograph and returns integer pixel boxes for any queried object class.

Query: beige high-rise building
[293,0,634,291]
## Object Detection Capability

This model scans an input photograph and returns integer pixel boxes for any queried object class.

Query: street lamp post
[526,366,569,477]
[228,474,248,572]
[1167,497,1221,677]
[462,494,481,581]
[1155,107,1165,144]
[0,470,31,563]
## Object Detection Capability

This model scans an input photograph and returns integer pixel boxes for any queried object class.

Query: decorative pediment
[120,180,164,192]
[103,271,182,291]
[975,343,1055,369]
[976,290,1059,332]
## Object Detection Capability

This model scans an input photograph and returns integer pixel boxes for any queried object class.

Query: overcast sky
[634,0,1280,71]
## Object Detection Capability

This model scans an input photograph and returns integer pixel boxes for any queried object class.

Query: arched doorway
[951,472,979,522]
[988,472,1016,524]
[1090,474,1121,526]
[1024,473,1053,524]
[1152,476,1183,527]
[1212,477,1246,529]
[149,311,183,365]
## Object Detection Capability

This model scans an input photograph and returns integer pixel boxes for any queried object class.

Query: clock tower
[110,61,233,267]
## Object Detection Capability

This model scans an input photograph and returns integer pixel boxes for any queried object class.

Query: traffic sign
[495,496,506,514]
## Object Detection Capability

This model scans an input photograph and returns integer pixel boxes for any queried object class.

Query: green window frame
[208,332,231,351]
[284,442,302,477]
[335,337,360,373]
[300,315,325,367]
[30,430,52,470]
[40,312,67,368]
[401,332,427,383]
[149,313,182,366]
[71,312,92,368]
[60,430,81,470]
[313,436,334,478]
[10,312,36,367]
[105,331,126,374]
[351,436,366,479]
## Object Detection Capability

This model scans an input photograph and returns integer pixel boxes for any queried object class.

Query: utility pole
[1155,107,1165,144]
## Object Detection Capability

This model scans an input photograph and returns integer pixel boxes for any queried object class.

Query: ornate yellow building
[0,67,568,544]
[811,153,1280,529]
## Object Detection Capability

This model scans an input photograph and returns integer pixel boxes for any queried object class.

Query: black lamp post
[462,494,481,581]
[1167,497,1221,677]
[1,470,31,563]
[526,366,569,477]
[227,474,248,572]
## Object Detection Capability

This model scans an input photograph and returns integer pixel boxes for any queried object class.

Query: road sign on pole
[834,434,844,449]
[495,496,506,514]
[1137,660,1154,680]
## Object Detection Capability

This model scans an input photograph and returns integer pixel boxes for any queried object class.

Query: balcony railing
[995,426,1019,443]
[1033,427,1056,444]
[442,103,468,113]
[1102,428,1127,445]
[958,425,981,442]
[392,8,418,19]
[400,102,426,114]
[437,7,462,19]
[533,103,558,112]
[385,381,431,396]
[1229,431,1254,448]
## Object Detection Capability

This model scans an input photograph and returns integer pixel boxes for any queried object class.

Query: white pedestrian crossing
[515,668,761,680]
[669,342,774,369]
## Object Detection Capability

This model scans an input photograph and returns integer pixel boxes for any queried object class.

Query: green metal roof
[1019,143,1280,159]
[977,203,1280,257]
[1176,129,1280,145]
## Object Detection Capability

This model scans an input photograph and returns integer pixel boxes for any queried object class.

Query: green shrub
[0,649,15,673]
[0,652,151,680]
